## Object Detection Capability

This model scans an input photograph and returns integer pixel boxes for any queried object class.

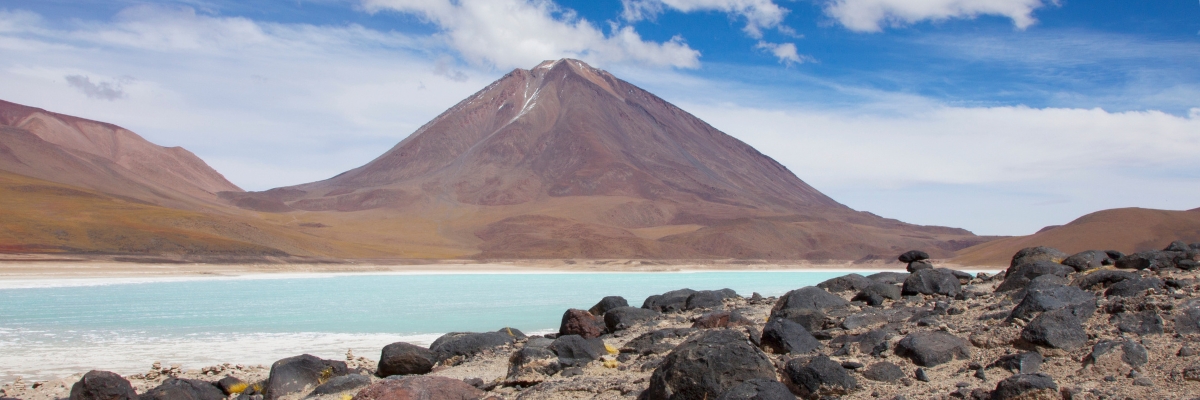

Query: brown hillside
[227,59,988,260]
[0,100,241,208]
[953,207,1200,267]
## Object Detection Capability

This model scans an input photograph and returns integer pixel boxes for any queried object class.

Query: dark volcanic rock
[989,352,1043,374]
[818,274,872,293]
[353,376,486,400]
[1062,250,1112,272]
[768,308,830,332]
[901,268,962,297]
[140,378,224,400]
[866,272,910,285]
[1009,283,1096,321]
[898,250,931,263]
[549,334,607,367]
[782,356,859,399]
[1073,270,1138,290]
[430,331,517,363]
[996,261,1073,292]
[1009,246,1069,269]
[623,328,696,356]
[1116,251,1178,270]
[1166,241,1191,252]
[861,362,905,383]
[692,311,754,329]
[589,296,629,316]
[685,290,733,310]
[377,342,435,377]
[1084,340,1148,375]
[1105,277,1164,297]
[894,331,971,367]
[69,371,137,400]
[853,282,902,306]
[311,375,371,396]
[264,354,348,400]
[643,289,698,313]
[559,308,607,339]
[1113,311,1164,335]
[1175,308,1200,334]
[1020,309,1088,351]
[217,376,247,396]
[506,346,560,385]
[906,260,934,272]
[841,311,888,330]
[642,330,776,400]
[773,286,851,313]
[605,306,661,332]
[990,373,1058,400]
[760,317,822,355]
[715,379,794,400]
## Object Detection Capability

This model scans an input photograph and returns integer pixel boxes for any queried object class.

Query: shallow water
[0,270,865,382]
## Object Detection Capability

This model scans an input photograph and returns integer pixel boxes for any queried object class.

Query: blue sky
[1,0,1198,236]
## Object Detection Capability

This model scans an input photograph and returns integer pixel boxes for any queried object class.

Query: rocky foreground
[5,241,1200,400]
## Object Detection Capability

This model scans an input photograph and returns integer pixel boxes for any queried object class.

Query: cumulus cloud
[64,75,128,100]
[621,0,789,38]
[361,0,700,69]
[824,0,1055,32]
[754,41,809,65]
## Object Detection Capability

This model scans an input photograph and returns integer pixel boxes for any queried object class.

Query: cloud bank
[825,0,1055,32]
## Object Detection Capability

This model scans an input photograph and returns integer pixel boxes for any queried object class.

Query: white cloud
[824,0,1055,32]
[361,0,700,69]
[64,75,130,100]
[621,0,789,38]
[677,100,1200,234]
[754,41,809,65]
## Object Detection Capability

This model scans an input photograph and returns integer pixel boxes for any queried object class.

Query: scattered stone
[1062,250,1113,272]
[622,328,695,356]
[559,308,607,339]
[1175,308,1200,334]
[589,296,629,316]
[1116,251,1178,271]
[1009,246,1069,269]
[377,342,435,377]
[684,290,728,310]
[853,282,902,306]
[761,317,822,354]
[604,306,661,332]
[1166,241,1191,252]
[768,308,830,332]
[310,374,371,396]
[1073,270,1138,290]
[773,287,851,313]
[907,260,934,272]
[715,379,794,400]
[1181,345,1200,357]
[642,330,776,400]
[990,373,1058,400]
[692,311,754,329]
[898,250,931,263]
[895,331,972,367]
[263,354,348,400]
[974,368,987,381]
[1020,309,1088,351]
[217,376,248,396]
[996,261,1073,292]
[842,311,888,330]
[69,370,137,400]
[902,268,962,297]
[818,274,873,293]
[549,335,607,367]
[989,352,1043,374]
[1105,277,1164,297]
[914,368,930,382]
[140,378,224,400]
[1112,311,1164,335]
[861,362,905,383]
[866,272,910,285]
[642,289,698,313]
[430,331,517,363]
[782,356,859,399]
[1084,340,1148,376]
[1008,283,1096,321]
[352,375,486,400]
[506,346,560,385]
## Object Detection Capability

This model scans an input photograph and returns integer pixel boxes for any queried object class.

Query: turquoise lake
[0,271,868,382]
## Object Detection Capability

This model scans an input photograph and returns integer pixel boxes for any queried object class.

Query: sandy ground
[0,254,997,283]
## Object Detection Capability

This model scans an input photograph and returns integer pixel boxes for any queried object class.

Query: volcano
[227,59,988,259]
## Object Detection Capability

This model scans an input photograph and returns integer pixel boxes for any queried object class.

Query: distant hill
[225,59,989,260]
[953,207,1200,266]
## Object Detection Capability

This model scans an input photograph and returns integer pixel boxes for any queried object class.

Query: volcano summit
[223,59,987,259]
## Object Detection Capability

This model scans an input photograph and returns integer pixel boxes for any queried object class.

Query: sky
[0,0,1198,236]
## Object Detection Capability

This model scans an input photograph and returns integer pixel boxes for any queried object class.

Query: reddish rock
[352,376,486,400]
[559,308,606,339]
